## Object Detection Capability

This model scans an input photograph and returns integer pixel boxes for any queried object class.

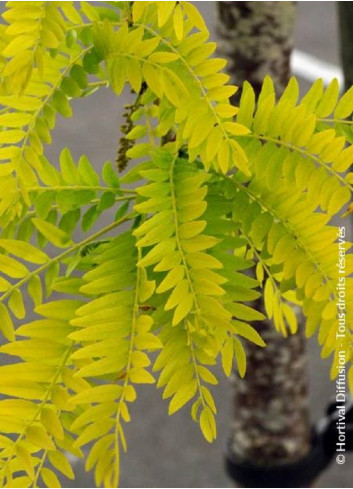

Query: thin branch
[0,212,136,303]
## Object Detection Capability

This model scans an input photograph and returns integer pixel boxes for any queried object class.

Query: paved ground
[3,2,353,487]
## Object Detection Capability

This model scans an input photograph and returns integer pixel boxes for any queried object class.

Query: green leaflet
[0,302,15,341]
[0,239,48,264]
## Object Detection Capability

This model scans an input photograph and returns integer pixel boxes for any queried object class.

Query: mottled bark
[216,2,296,98]
[230,312,311,464]
[216,1,312,480]
[337,3,353,234]
[338,2,353,92]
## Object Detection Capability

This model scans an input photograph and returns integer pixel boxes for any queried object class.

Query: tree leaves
[200,406,216,443]
[0,254,28,278]
[48,450,75,480]
[0,2,352,488]
[26,425,56,451]
[168,380,197,415]
[41,468,61,489]
[0,302,15,341]
[32,218,71,248]
[0,239,48,264]
[316,78,340,118]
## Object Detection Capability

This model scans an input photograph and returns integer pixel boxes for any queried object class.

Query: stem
[32,450,48,488]
[1,347,73,485]
[26,186,136,194]
[19,46,92,156]
[168,156,200,317]
[242,234,281,300]
[88,80,109,88]
[0,212,135,304]
[113,245,141,476]
[248,133,353,192]
[318,118,353,125]
[225,173,335,297]
[168,157,205,407]
[186,326,207,409]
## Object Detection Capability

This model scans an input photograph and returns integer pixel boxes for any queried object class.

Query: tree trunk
[337,2,353,235]
[230,313,311,464]
[337,2,353,92]
[216,1,296,98]
[216,2,312,483]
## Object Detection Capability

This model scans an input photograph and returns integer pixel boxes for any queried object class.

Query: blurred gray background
[4,2,353,488]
